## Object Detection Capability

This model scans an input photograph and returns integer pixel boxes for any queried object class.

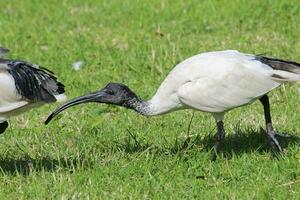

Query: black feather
[256,55,300,74]
[2,59,65,103]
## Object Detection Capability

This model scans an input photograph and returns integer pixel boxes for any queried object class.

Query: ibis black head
[45,83,138,124]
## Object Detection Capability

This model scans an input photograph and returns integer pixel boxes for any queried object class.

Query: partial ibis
[0,47,66,133]
[45,50,300,160]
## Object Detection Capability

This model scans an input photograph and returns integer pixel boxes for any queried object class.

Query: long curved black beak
[45,91,106,125]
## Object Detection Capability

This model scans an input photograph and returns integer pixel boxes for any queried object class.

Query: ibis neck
[125,97,154,116]
[125,96,182,116]
[123,86,183,116]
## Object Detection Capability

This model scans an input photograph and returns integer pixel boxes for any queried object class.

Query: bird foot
[210,150,218,161]
[273,132,291,138]
[268,130,284,154]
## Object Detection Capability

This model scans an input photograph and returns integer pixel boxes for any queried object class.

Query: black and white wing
[0,51,66,123]
[0,59,66,103]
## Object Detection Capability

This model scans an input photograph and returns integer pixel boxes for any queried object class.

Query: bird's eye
[107,90,115,95]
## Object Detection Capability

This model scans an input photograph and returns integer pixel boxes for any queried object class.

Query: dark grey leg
[259,95,283,153]
[210,121,225,161]
[0,121,8,134]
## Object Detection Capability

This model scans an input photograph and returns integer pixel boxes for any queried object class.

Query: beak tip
[44,91,99,125]
[44,115,53,125]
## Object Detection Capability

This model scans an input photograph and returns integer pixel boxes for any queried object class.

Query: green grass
[0,0,300,199]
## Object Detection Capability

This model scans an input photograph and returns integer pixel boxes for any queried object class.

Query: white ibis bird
[45,50,300,160]
[0,47,66,134]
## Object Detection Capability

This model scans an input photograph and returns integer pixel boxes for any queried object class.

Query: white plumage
[46,50,300,160]
[148,50,290,116]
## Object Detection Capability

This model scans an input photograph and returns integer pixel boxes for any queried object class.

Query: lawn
[0,0,299,199]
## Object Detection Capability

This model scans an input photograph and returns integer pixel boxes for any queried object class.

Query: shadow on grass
[0,156,85,176]
[117,127,300,159]
[200,128,300,159]
[1,127,298,175]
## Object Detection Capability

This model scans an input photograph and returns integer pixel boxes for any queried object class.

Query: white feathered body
[0,69,27,122]
[148,50,299,116]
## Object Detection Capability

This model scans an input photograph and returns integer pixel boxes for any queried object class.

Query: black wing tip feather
[56,82,65,94]
[255,55,300,73]
[38,66,66,95]
[40,66,55,75]
[256,55,300,67]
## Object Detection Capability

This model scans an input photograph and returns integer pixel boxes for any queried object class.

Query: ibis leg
[259,95,283,153]
[210,121,225,161]
[0,121,8,134]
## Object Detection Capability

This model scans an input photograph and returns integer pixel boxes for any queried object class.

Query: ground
[0,0,299,199]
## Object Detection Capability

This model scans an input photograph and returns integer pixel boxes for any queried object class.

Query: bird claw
[274,132,291,138]
[268,130,284,154]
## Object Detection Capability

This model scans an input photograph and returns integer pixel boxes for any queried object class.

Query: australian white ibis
[0,47,66,134]
[45,50,300,160]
